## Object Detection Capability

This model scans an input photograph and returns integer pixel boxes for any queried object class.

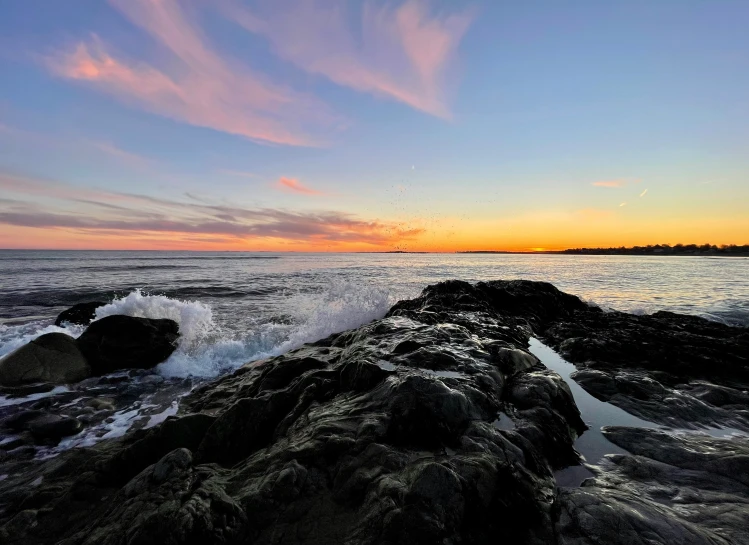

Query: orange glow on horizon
[1,215,746,253]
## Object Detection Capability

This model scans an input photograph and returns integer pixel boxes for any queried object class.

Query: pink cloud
[224,0,475,119]
[46,0,334,146]
[0,172,422,247]
[275,177,325,196]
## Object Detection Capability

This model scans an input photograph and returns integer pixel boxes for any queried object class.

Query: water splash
[157,281,394,378]
[96,289,218,351]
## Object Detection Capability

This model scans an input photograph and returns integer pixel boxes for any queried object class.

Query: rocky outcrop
[0,280,746,545]
[543,308,749,431]
[54,302,106,327]
[557,427,749,545]
[0,332,90,386]
[77,315,180,374]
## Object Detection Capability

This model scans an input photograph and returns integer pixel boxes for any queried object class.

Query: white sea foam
[0,386,70,408]
[0,283,394,380]
[95,290,217,351]
[157,281,394,378]
[0,323,84,358]
[275,281,393,354]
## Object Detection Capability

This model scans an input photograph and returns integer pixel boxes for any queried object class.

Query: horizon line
[1,243,747,254]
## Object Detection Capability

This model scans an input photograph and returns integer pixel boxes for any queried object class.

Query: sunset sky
[1,0,747,251]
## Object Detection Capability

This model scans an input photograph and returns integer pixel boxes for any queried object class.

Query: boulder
[28,415,82,441]
[0,333,90,386]
[76,315,179,374]
[54,301,106,327]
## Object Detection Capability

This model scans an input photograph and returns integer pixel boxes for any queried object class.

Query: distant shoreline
[460,245,749,257]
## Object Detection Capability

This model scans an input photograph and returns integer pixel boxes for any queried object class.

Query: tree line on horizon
[559,244,749,255]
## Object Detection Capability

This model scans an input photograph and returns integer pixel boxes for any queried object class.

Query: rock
[557,428,749,545]
[2,410,82,442]
[2,410,47,432]
[54,301,107,327]
[543,307,749,431]
[0,383,56,396]
[86,398,116,411]
[28,415,82,441]
[0,436,26,450]
[76,315,180,374]
[0,333,90,386]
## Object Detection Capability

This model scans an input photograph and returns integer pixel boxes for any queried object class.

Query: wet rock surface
[54,302,106,327]
[543,308,749,431]
[0,280,746,544]
[557,427,749,545]
[0,370,191,456]
[77,315,180,374]
[0,333,91,386]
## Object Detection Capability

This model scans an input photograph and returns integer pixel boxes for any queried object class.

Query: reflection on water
[493,412,516,431]
[528,338,658,464]
[527,338,747,487]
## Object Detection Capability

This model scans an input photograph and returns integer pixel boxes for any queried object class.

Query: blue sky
[1,0,747,250]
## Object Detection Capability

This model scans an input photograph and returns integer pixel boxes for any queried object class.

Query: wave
[156,281,394,378]
[96,290,218,351]
[0,322,85,358]
[1,282,396,380]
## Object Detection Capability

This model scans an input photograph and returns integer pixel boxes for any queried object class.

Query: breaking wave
[156,281,394,378]
[1,282,396,380]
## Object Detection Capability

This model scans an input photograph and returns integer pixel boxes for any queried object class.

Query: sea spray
[275,281,394,354]
[95,289,218,351]
[157,280,396,378]
[0,322,85,358]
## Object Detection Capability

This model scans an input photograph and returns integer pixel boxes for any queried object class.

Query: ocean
[1,250,748,453]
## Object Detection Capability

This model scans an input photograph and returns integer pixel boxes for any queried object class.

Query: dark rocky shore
[1,280,747,544]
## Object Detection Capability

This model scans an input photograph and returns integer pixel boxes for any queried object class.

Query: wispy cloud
[0,121,152,169]
[619,202,627,207]
[275,177,324,196]
[0,172,419,247]
[90,140,151,166]
[224,0,475,119]
[639,188,648,197]
[46,0,334,146]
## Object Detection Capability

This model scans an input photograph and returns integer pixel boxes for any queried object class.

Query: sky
[0,0,747,252]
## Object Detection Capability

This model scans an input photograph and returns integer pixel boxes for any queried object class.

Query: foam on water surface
[96,289,217,351]
[0,386,70,408]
